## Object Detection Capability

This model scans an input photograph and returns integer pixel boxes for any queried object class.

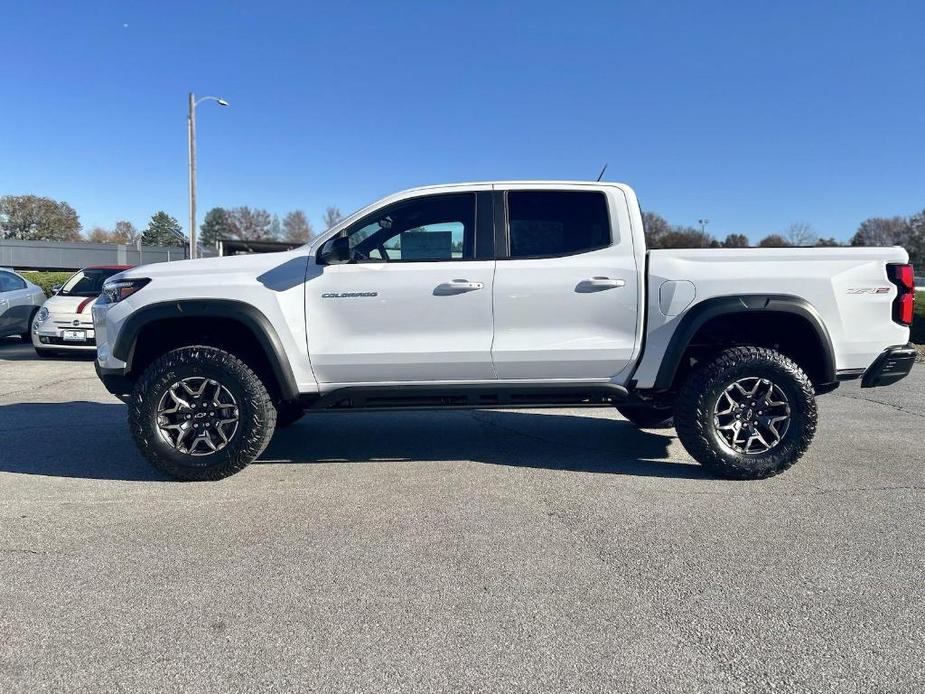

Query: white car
[92,181,916,481]
[0,268,46,341]
[32,265,133,357]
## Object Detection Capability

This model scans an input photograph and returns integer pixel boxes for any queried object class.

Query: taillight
[887,263,916,326]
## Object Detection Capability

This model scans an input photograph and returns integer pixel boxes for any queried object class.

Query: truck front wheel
[129,346,277,481]
[674,346,817,480]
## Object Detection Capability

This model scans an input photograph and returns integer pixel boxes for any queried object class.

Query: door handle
[578,277,626,291]
[434,279,484,295]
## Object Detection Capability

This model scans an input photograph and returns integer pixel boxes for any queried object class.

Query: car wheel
[615,403,674,428]
[129,345,277,481]
[674,346,817,480]
[21,308,38,341]
[275,401,306,428]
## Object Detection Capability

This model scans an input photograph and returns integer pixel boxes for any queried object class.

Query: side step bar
[303,382,631,411]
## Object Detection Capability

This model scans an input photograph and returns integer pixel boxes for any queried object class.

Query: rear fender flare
[652,294,836,390]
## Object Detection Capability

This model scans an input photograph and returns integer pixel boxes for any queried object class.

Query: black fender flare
[652,294,836,390]
[113,299,299,401]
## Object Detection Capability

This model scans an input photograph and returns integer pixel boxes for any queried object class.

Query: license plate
[62,330,87,341]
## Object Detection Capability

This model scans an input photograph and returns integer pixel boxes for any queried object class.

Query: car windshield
[59,268,123,297]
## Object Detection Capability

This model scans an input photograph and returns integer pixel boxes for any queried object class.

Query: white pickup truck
[92,182,917,481]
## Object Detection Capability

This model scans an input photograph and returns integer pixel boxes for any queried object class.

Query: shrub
[20,271,74,297]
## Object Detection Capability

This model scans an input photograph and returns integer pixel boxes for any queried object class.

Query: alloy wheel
[155,377,239,456]
[713,376,791,455]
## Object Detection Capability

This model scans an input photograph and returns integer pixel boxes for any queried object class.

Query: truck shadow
[0,402,706,481]
[260,409,704,478]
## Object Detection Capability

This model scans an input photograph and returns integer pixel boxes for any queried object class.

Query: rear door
[0,271,31,335]
[490,185,640,380]
[305,190,497,384]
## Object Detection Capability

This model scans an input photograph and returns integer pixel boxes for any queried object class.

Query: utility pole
[187,92,196,259]
[187,92,229,260]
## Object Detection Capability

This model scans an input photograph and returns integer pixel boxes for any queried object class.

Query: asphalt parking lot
[1,336,923,693]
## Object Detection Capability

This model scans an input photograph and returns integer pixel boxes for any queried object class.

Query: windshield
[59,268,123,297]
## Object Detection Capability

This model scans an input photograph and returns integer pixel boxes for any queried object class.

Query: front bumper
[95,361,134,397]
[861,343,917,388]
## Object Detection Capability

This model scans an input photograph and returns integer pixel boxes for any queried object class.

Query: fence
[0,239,213,271]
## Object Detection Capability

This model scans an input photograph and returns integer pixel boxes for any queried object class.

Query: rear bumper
[861,343,917,388]
[95,361,133,397]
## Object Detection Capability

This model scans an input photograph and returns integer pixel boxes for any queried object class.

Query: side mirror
[51,284,63,294]
[318,236,351,265]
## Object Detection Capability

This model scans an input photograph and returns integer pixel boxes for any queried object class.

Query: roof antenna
[596,163,608,182]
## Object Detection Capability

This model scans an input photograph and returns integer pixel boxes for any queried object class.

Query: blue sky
[1,1,923,242]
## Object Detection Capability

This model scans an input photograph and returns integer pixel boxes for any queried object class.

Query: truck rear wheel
[129,346,277,481]
[674,346,817,480]
[615,404,674,428]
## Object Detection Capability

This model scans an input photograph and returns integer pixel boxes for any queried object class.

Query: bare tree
[785,221,818,247]
[658,227,715,248]
[110,220,138,245]
[283,210,314,242]
[323,206,344,230]
[270,214,282,240]
[88,226,112,243]
[227,207,273,240]
[850,216,908,247]
[641,211,671,247]
[758,234,791,247]
[722,233,750,248]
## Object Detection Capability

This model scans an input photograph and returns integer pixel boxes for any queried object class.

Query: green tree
[0,194,82,241]
[905,210,925,268]
[722,233,750,248]
[142,211,184,247]
[199,207,232,247]
[815,237,843,247]
[282,210,314,242]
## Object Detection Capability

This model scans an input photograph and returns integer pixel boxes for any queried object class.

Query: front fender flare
[113,299,299,401]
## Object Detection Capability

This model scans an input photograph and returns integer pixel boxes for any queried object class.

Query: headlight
[37,306,49,322]
[99,278,150,305]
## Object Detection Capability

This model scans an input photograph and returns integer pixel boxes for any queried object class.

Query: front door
[490,186,641,381]
[305,190,497,384]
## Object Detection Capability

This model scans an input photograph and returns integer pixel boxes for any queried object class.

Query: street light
[187,93,229,259]
[698,218,710,235]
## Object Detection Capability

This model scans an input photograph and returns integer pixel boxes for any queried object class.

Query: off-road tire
[615,404,674,429]
[275,401,306,428]
[674,346,817,480]
[129,345,277,481]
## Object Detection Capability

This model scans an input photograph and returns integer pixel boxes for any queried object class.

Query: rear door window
[0,271,26,292]
[507,191,611,258]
